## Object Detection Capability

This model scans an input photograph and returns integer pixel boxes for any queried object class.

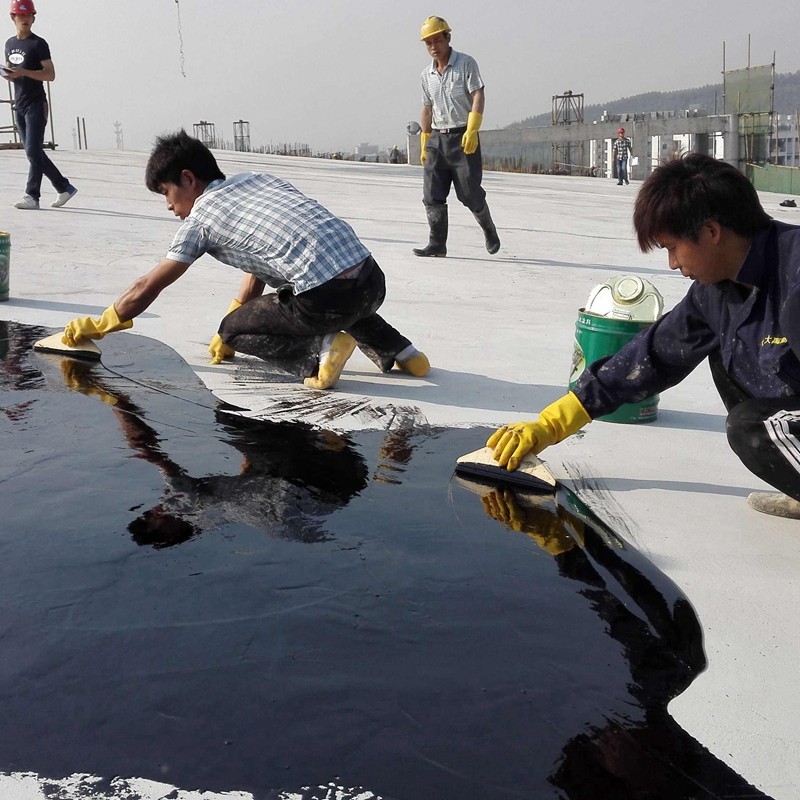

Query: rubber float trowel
[454,446,556,492]
[32,332,101,361]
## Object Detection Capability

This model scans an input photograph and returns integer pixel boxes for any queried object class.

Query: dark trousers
[423,130,486,212]
[710,353,800,500]
[218,257,411,377]
[15,100,70,201]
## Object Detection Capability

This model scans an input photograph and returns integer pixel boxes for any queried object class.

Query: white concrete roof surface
[0,148,798,800]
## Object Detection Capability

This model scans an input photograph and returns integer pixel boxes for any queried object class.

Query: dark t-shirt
[4,32,50,110]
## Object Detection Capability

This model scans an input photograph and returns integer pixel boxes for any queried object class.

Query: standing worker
[486,154,800,520]
[61,130,429,391]
[3,0,76,210]
[613,127,633,186]
[413,15,500,258]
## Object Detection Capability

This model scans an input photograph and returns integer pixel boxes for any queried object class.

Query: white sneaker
[51,185,77,208]
[13,195,39,210]
[746,491,800,519]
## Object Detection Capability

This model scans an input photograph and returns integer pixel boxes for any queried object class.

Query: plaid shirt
[421,50,483,130]
[613,137,632,159]
[166,172,370,294]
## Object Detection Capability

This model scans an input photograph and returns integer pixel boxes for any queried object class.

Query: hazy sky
[10,0,800,153]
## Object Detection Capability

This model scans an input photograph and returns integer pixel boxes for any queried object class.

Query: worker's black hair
[633,153,771,251]
[145,129,225,192]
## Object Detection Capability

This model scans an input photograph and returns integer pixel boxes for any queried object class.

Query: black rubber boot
[413,204,448,257]
[472,204,500,254]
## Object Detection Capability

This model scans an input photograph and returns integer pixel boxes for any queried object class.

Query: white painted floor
[1,148,798,800]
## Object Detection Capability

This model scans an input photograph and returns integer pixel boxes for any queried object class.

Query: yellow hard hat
[420,16,451,41]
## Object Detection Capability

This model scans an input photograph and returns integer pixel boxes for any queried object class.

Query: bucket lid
[585,275,663,322]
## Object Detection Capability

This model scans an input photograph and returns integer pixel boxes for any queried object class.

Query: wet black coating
[0,321,770,799]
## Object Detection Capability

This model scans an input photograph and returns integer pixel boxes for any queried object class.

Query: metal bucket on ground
[569,276,664,424]
[0,232,9,301]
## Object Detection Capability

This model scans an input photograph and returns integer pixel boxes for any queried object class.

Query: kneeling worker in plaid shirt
[62,130,429,390]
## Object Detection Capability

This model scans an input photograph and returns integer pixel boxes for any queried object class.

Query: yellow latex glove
[420,131,430,165]
[482,487,527,532]
[208,298,241,365]
[62,305,132,347]
[486,391,591,471]
[60,360,118,406]
[461,111,482,155]
[481,488,577,556]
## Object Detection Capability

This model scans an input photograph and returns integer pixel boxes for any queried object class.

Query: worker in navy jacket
[487,153,800,520]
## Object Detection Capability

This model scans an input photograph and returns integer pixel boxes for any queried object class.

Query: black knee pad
[725,398,763,456]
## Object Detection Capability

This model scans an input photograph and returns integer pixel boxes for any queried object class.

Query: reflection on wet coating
[0,321,768,799]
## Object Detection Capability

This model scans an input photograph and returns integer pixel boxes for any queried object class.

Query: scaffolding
[0,80,18,149]
[193,120,217,149]
[233,119,251,152]
[722,37,775,165]
[1,80,58,150]
[551,90,586,175]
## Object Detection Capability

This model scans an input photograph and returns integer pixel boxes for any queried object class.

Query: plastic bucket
[0,231,9,301]
[569,308,659,424]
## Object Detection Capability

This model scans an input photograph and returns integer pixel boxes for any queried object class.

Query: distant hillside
[506,68,800,128]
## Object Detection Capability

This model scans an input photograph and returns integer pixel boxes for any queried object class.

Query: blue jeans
[616,157,628,184]
[15,100,70,200]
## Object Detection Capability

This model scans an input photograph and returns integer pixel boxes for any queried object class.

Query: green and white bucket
[568,276,664,424]
[0,231,9,302]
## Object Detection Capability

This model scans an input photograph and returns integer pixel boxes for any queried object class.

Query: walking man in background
[613,127,632,185]
[413,15,499,258]
[3,0,76,210]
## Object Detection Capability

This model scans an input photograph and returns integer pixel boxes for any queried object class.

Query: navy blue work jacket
[573,221,800,417]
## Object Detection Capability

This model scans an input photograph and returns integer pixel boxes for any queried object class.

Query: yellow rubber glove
[60,360,118,406]
[481,488,577,556]
[62,305,132,347]
[486,391,591,471]
[420,131,430,165]
[208,298,241,365]
[461,111,482,155]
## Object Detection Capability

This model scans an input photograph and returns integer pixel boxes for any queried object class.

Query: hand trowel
[32,332,101,361]
[455,446,556,492]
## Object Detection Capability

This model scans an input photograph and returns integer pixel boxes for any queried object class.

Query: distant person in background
[389,145,401,164]
[413,15,500,258]
[3,0,76,210]
[61,130,430,391]
[613,127,633,185]
[486,153,800,520]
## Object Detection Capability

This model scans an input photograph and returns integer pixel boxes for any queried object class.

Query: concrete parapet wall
[748,162,800,195]
[480,114,739,175]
